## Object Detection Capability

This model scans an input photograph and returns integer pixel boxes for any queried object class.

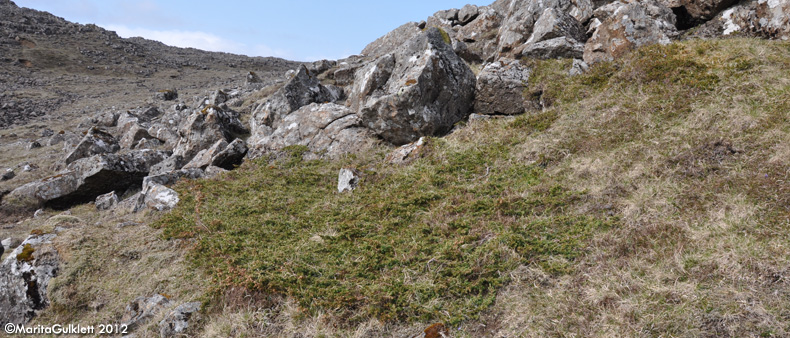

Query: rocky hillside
[1,0,789,337]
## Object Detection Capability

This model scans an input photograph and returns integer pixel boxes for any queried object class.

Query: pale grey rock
[496,0,594,55]
[250,66,336,145]
[183,138,247,170]
[474,59,532,116]
[143,184,179,211]
[0,233,59,325]
[158,302,201,338]
[172,105,248,165]
[338,168,360,193]
[120,124,154,149]
[706,0,790,40]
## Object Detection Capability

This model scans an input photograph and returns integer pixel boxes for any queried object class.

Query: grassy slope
[30,37,790,337]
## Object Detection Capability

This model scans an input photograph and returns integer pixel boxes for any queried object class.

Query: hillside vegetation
[31,37,790,337]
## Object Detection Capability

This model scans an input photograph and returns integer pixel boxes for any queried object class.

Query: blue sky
[14,0,491,61]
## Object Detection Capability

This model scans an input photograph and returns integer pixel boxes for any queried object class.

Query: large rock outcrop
[584,1,678,64]
[348,28,476,145]
[250,103,373,158]
[3,150,168,210]
[249,66,338,144]
[660,0,739,24]
[172,105,248,165]
[0,234,59,325]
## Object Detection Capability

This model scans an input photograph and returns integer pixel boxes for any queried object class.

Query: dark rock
[1,168,14,181]
[27,141,41,149]
[155,89,178,101]
[474,59,532,116]
[349,28,476,145]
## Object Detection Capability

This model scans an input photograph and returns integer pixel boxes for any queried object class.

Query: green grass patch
[157,137,614,325]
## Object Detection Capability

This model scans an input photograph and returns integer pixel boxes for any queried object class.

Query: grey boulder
[349,28,476,145]
[172,105,248,165]
[474,59,532,116]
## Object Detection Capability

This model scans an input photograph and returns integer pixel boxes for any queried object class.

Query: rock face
[0,234,59,325]
[63,128,120,165]
[584,1,678,64]
[4,150,167,210]
[251,103,372,158]
[474,59,532,116]
[250,66,337,143]
[159,302,201,338]
[349,28,476,145]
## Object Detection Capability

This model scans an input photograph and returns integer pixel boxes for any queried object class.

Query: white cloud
[103,24,293,59]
